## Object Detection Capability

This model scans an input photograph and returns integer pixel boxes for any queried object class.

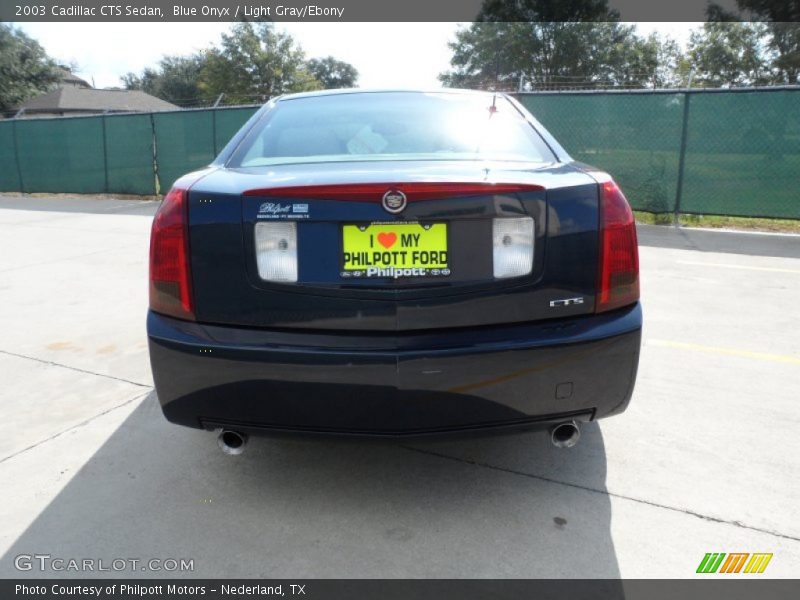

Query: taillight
[596,179,639,313]
[149,187,194,320]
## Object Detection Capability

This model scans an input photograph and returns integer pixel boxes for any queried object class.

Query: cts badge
[382,189,407,214]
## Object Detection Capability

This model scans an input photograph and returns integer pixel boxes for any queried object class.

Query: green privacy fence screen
[1,105,259,196]
[1,91,799,219]
[518,88,800,219]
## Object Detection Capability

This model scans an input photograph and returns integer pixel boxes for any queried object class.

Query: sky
[15,22,701,91]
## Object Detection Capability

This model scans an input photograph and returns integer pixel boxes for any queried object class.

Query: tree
[594,24,661,88]
[477,0,614,21]
[733,1,800,84]
[642,34,688,88]
[706,0,800,84]
[306,56,358,89]
[122,23,358,105]
[686,22,770,87]
[438,22,522,90]
[768,22,800,83]
[121,70,153,93]
[439,0,691,90]
[199,22,320,104]
[122,54,206,107]
[443,0,608,90]
[0,24,61,113]
[440,21,677,90]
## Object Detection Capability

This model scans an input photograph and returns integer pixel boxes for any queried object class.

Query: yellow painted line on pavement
[649,339,800,366]
[676,260,800,274]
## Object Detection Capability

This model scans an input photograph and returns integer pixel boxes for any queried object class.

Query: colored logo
[377,232,397,249]
[696,553,773,574]
[382,189,407,214]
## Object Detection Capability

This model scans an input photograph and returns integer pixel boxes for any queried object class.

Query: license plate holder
[341,222,450,279]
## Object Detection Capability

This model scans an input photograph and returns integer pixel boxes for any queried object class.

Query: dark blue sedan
[147,89,641,454]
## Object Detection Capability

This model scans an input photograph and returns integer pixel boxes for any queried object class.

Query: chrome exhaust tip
[217,429,248,455]
[550,421,580,448]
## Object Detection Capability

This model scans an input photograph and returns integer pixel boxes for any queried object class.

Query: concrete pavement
[0,195,798,578]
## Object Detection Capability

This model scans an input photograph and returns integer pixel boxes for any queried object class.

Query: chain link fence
[0,106,259,196]
[1,89,799,219]
[518,87,800,219]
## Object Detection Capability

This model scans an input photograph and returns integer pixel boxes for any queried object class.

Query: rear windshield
[229,92,555,167]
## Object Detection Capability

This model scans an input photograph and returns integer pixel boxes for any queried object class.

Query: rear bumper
[147,303,642,438]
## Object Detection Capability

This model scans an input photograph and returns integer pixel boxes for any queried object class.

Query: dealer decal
[257,202,310,220]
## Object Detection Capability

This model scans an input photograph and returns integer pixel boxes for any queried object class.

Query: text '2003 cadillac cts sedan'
[147,89,641,454]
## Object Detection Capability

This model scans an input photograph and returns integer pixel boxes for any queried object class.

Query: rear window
[229,92,555,167]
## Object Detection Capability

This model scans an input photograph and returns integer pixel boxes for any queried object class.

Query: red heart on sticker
[377,232,397,249]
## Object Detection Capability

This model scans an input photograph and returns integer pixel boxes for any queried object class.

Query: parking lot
[0,194,798,578]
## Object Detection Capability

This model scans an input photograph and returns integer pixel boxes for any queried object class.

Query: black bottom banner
[3,579,799,600]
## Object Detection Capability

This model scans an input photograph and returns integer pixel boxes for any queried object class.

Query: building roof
[58,68,92,88]
[18,87,180,114]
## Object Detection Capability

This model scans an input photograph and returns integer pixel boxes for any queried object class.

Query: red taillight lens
[149,187,194,320]
[596,180,639,313]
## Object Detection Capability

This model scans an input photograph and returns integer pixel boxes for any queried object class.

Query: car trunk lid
[187,160,600,331]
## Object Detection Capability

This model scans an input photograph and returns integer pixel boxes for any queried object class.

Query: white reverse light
[493,217,534,279]
[255,222,298,282]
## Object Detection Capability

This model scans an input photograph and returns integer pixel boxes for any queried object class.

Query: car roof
[275,88,504,102]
